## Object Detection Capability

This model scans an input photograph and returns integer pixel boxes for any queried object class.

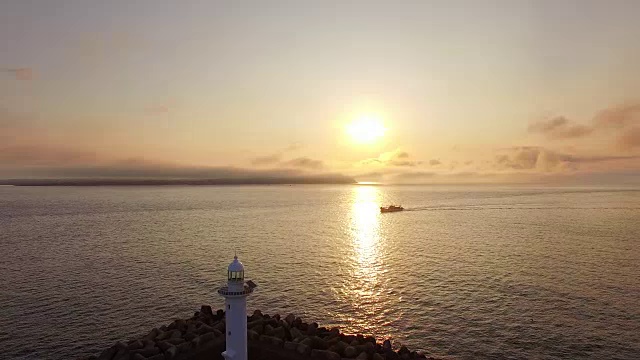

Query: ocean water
[0,185,639,360]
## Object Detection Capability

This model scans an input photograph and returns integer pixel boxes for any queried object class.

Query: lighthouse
[217,255,256,360]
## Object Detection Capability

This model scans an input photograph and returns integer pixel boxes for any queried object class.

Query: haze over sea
[1,185,639,360]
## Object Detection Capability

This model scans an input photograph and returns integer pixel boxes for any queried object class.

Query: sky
[2,0,640,184]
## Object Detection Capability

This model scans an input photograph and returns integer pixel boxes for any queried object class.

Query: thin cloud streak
[2,67,34,80]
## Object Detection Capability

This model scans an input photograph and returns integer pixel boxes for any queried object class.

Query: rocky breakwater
[86,305,435,360]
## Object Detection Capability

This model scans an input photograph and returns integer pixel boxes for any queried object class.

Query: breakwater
[86,306,433,360]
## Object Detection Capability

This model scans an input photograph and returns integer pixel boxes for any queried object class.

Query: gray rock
[168,329,182,339]
[156,341,173,352]
[284,341,298,351]
[247,318,264,328]
[385,350,399,360]
[259,335,284,347]
[146,354,165,360]
[290,327,304,340]
[311,349,341,360]
[372,353,384,360]
[143,328,159,341]
[176,341,192,353]
[285,314,296,326]
[131,347,160,357]
[127,340,144,351]
[168,319,186,332]
[264,324,274,334]
[247,329,259,341]
[165,338,184,346]
[112,347,129,360]
[350,340,360,347]
[164,346,178,360]
[382,340,392,350]
[310,336,328,350]
[200,305,213,317]
[252,309,263,319]
[332,341,348,356]
[132,354,146,360]
[307,322,319,335]
[356,351,369,360]
[112,354,129,360]
[250,324,264,335]
[196,324,215,335]
[363,341,375,354]
[270,326,286,340]
[190,333,212,348]
[212,321,225,332]
[296,343,311,356]
[344,346,358,358]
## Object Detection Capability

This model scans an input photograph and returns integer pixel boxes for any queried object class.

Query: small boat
[380,205,404,213]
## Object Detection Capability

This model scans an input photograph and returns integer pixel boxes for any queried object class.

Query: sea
[0,185,639,360]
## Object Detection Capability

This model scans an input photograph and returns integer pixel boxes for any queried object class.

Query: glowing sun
[346,115,386,144]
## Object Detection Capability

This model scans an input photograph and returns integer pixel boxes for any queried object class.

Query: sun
[346,115,386,144]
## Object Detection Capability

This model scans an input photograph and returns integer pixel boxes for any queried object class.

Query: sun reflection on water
[332,185,393,338]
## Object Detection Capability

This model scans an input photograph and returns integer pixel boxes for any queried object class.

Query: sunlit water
[1,185,639,359]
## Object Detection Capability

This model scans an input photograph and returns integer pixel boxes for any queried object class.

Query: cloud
[528,103,640,151]
[528,116,593,139]
[429,159,442,166]
[250,153,282,166]
[0,161,355,184]
[391,171,436,181]
[0,145,98,166]
[619,127,640,150]
[285,142,303,152]
[494,146,639,172]
[389,160,419,167]
[2,68,34,80]
[360,149,422,167]
[594,103,640,127]
[282,157,324,170]
[250,143,304,166]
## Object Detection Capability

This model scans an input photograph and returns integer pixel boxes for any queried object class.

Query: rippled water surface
[1,185,639,359]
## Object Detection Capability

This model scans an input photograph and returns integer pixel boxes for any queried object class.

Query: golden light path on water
[333,185,396,339]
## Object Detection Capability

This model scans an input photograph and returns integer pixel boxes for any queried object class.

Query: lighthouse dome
[227,255,245,281]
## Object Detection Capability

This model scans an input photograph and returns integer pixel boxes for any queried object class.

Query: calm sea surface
[0,185,639,359]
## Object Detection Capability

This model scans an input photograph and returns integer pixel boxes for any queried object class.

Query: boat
[380,205,404,213]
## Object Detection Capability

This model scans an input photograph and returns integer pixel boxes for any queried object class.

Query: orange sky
[1,1,640,183]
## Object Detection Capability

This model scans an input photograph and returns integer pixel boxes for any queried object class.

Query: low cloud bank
[0,163,355,185]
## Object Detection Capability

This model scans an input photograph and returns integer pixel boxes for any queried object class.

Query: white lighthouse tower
[217,255,256,360]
